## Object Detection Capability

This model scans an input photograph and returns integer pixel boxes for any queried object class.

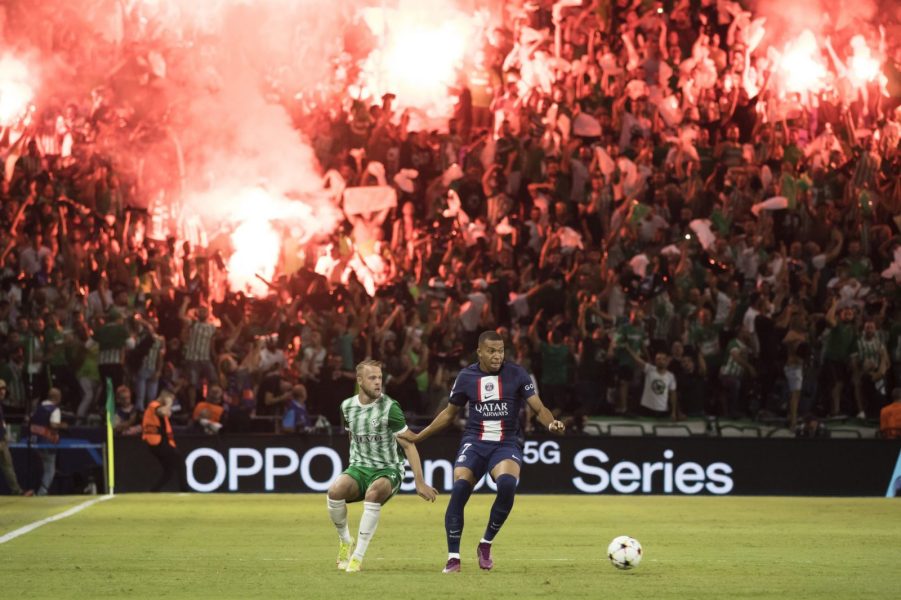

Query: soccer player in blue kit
[411,330,565,573]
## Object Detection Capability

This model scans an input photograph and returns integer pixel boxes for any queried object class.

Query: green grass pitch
[2,494,899,599]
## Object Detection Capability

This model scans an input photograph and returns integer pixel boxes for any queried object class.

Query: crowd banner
[342,186,397,215]
[113,435,901,497]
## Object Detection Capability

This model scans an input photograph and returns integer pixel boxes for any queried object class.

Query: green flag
[629,202,651,225]
[710,209,732,235]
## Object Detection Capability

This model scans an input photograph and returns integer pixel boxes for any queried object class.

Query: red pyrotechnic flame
[228,221,282,297]
[773,29,829,96]
[189,186,339,297]
[0,54,34,126]
[846,34,881,88]
[357,0,487,123]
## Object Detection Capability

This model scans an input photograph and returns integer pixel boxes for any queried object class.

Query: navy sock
[483,474,518,542]
[445,479,473,553]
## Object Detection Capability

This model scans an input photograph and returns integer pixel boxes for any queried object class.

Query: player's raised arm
[408,403,461,443]
[526,395,565,434]
[397,434,438,502]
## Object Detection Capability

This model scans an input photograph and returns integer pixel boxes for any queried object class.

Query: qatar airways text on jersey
[449,362,536,442]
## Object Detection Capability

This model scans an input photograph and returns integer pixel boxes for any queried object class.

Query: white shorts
[784,365,803,393]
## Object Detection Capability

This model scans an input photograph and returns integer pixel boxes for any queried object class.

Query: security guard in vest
[142,391,188,492]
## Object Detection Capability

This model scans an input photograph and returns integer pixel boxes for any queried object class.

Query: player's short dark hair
[478,330,503,346]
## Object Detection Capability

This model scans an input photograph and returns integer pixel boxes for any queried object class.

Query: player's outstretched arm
[397,435,438,502]
[526,395,565,434]
[408,403,461,443]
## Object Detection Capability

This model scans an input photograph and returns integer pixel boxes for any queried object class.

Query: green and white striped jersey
[853,335,885,366]
[720,338,749,377]
[340,394,408,470]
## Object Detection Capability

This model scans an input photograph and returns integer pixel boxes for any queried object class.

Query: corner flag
[105,378,115,495]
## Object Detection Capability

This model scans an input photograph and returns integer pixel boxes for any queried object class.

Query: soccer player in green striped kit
[326,359,438,572]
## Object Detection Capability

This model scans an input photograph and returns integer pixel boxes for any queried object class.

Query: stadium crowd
[0,0,900,447]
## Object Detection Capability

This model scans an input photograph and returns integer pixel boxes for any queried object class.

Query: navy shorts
[453,439,523,480]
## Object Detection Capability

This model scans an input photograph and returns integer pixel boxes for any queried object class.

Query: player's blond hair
[355,359,383,378]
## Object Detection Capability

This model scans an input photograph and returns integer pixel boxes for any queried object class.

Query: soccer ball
[607,536,642,570]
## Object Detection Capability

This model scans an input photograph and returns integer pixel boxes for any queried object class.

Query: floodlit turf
[0,495,88,532]
[2,494,899,599]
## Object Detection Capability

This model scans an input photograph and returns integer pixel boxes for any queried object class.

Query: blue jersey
[449,361,536,442]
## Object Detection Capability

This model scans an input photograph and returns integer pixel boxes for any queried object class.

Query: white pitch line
[0,495,115,545]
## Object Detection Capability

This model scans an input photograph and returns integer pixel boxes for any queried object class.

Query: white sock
[352,502,381,560]
[479,538,492,545]
[448,552,461,560]
[327,497,352,543]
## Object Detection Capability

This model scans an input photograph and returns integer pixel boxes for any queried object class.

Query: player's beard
[361,385,381,401]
